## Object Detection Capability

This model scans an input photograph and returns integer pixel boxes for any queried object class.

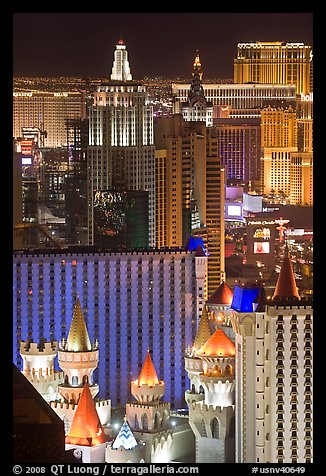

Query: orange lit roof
[207,281,233,305]
[65,384,107,447]
[137,351,159,387]
[197,328,235,357]
[272,251,300,300]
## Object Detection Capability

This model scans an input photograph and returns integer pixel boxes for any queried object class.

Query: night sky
[13,12,313,79]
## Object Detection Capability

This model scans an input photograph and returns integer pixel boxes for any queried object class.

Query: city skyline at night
[13,12,313,79]
[11,12,316,467]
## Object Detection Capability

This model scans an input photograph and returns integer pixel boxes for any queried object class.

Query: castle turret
[127,350,170,432]
[20,338,63,401]
[65,383,109,463]
[185,322,236,463]
[58,297,99,403]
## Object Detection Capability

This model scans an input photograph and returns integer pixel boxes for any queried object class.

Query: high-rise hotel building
[13,91,87,148]
[87,40,155,246]
[154,115,225,299]
[13,246,207,409]
[229,252,313,463]
[234,42,312,95]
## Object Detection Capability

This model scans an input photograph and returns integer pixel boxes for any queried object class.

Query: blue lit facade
[230,284,260,313]
[13,248,205,408]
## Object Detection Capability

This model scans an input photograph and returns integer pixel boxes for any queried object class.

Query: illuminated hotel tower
[88,40,155,246]
[260,104,298,196]
[154,114,225,297]
[111,39,132,81]
[229,252,313,463]
[234,42,312,95]
[185,310,235,463]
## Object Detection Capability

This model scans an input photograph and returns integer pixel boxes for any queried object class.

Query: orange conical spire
[207,281,234,306]
[138,351,159,387]
[66,297,92,352]
[66,383,107,446]
[197,328,235,357]
[272,249,300,300]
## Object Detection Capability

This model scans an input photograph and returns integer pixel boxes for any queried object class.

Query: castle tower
[185,326,236,463]
[110,38,132,81]
[106,417,145,463]
[126,350,194,462]
[20,338,63,401]
[206,281,234,336]
[185,307,213,410]
[127,350,170,430]
[58,297,99,403]
[65,383,109,463]
[229,251,313,463]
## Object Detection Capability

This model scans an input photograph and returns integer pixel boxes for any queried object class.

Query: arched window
[211,418,219,438]
[82,375,89,384]
[212,365,222,377]
[200,419,207,437]
[199,385,205,394]
[142,413,149,430]
[135,414,139,430]
[72,375,79,386]
[191,384,196,393]
[225,364,233,377]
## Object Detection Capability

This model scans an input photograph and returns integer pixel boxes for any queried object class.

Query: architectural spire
[66,297,92,352]
[207,281,234,306]
[138,351,159,387]
[193,307,213,352]
[111,39,132,81]
[272,249,300,300]
[65,383,107,446]
[197,328,236,357]
[193,50,203,80]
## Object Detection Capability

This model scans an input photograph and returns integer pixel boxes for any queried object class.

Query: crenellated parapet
[20,339,58,355]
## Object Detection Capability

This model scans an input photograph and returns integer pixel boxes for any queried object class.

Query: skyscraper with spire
[229,250,313,463]
[110,39,132,81]
[88,39,155,247]
[177,50,213,126]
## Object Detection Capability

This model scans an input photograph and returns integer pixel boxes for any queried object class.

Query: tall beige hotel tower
[234,41,312,95]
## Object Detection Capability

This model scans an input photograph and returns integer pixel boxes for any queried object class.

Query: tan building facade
[234,42,312,95]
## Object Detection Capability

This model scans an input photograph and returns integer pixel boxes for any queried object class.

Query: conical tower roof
[112,417,138,450]
[193,307,213,352]
[254,286,267,312]
[138,351,159,387]
[207,281,233,306]
[272,249,300,300]
[66,297,92,352]
[66,383,107,446]
[197,328,235,358]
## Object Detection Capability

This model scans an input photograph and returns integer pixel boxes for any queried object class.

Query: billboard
[254,241,270,254]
